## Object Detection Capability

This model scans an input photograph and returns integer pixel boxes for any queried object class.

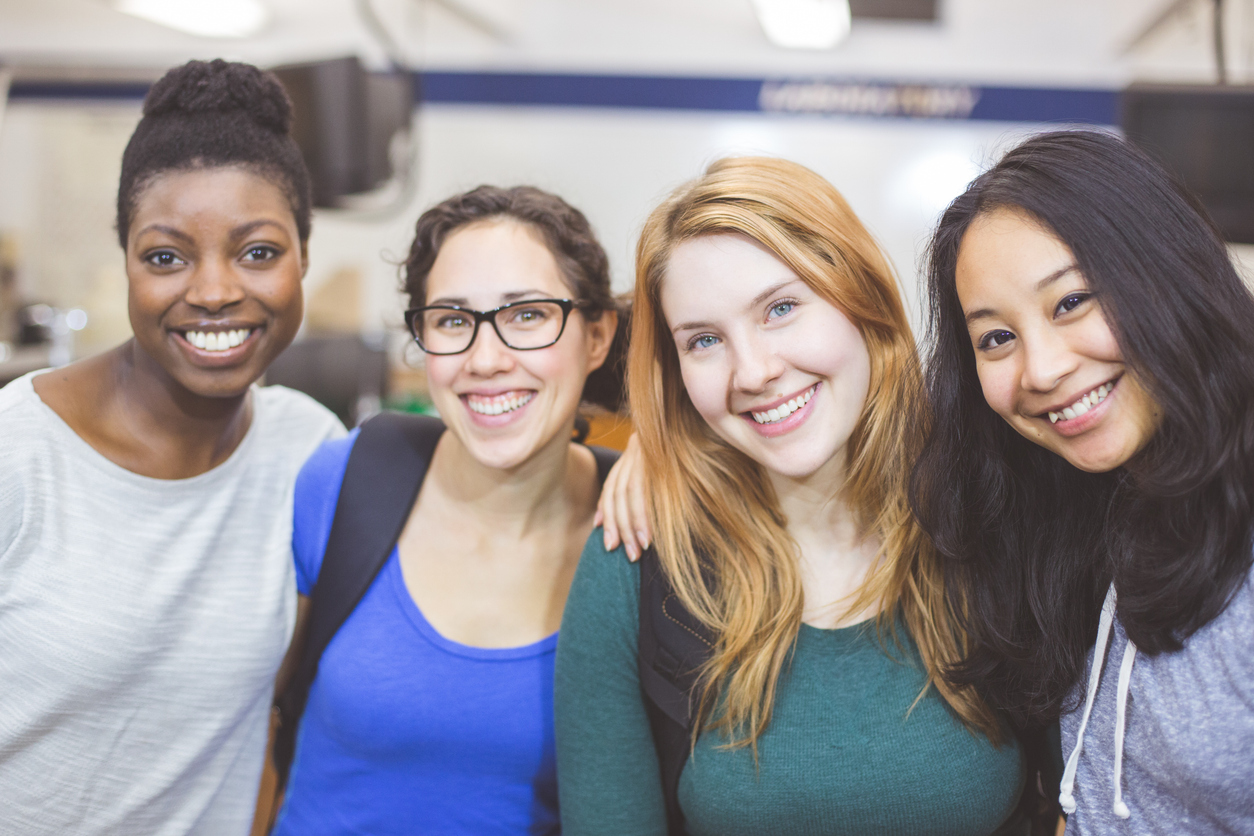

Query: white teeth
[467,392,535,416]
[1047,381,1115,425]
[185,329,251,352]
[751,385,816,425]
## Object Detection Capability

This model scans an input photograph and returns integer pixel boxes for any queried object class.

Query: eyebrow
[134,219,288,243]
[426,289,551,308]
[963,264,1079,326]
[670,278,802,334]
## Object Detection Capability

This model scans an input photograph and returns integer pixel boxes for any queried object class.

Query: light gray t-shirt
[1060,565,1254,835]
[0,371,343,835]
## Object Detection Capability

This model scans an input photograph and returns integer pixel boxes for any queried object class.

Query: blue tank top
[273,432,560,836]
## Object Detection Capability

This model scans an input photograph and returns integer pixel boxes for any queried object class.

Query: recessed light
[114,0,270,39]
[750,0,852,50]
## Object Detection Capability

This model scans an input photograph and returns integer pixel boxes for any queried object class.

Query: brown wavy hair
[629,157,1002,749]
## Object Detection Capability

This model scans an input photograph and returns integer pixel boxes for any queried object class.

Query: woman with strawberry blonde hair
[554,157,1027,835]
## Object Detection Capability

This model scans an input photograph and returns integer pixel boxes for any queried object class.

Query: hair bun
[143,58,292,134]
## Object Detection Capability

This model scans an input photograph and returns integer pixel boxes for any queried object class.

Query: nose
[1019,328,1078,394]
[728,331,786,395]
[463,320,516,377]
[184,256,246,313]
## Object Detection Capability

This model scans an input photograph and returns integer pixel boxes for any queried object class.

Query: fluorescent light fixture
[114,0,270,39]
[750,0,851,50]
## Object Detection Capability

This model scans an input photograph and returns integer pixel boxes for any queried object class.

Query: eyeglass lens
[417,301,567,353]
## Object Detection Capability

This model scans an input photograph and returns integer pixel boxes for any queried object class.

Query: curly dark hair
[910,130,1254,724]
[403,185,627,412]
[116,59,312,247]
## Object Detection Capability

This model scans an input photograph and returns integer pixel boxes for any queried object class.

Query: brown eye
[242,245,279,262]
[977,329,1014,350]
[1056,293,1089,316]
[144,250,184,268]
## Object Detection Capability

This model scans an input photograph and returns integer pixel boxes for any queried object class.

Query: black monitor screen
[1122,84,1254,243]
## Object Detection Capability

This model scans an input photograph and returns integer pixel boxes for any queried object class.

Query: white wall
[311,104,1042,341]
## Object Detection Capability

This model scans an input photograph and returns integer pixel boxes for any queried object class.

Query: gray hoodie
[1058,566,1254,835]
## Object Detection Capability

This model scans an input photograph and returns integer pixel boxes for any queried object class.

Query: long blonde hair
[629,157,1001,748]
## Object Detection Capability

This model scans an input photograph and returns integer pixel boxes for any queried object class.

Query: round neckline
[23,369,261,489]
[386,551,558,660]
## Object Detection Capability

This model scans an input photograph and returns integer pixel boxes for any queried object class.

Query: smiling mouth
[465,391,535,416]
[750,384,817,425]
[1047,378,1117,424]
[182,328,253,352]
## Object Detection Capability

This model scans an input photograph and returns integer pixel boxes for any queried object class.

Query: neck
[431,422,584,538]
[768,451,881,627]
[109,340,252,462]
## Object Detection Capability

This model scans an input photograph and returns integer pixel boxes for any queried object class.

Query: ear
[299,241,310,279]
[584,308,618,374]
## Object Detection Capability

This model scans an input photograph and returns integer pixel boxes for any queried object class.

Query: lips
[172,325,261,364]
[464,390,535,416]
[1046,378,1118,424]
[182,328,253,352]
[749,384,817,425]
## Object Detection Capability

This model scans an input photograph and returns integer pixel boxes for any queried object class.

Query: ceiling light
[114,0,270,39]
[750,0,851,50]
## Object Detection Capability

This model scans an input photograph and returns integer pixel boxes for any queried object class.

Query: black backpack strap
[587,444,619,487]
[272,411,444,789]
[637,547,715,836]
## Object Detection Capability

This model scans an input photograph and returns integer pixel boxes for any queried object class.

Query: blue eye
[1056,292,1090,316]
[767,300,796,320]
[686,334,720,351]
[977,330,1014,350]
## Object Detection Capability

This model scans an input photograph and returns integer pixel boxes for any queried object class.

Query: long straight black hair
[911,130,1254,724]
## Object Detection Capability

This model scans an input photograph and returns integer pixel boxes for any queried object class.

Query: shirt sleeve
[554,532,669,836]
[291,428,359,596]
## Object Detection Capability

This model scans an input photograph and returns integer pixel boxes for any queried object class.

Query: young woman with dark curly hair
[272,185,621,836]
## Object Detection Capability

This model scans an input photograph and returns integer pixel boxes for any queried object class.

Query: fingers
[627,469,651,559]
[598,466,622,552]
[613,466,640,561]
[599,433,651,560]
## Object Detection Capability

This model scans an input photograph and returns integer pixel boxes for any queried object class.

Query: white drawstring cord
[1111,638,1138,818]
[1058,584,1118,814]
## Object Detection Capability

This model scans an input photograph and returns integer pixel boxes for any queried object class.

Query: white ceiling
[0,0,1249,86]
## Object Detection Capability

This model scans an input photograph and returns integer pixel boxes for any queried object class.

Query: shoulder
[252,384,347,453]
[575,530,641,596]
[0,371,46,426]
[563,530,641,638]
[0,372,58,471]
[291,429,360,594]
[294,429,360,510]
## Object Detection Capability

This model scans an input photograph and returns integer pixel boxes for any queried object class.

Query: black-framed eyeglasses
[405,298,587,355]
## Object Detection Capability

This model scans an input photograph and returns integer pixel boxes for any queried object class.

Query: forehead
[661,233,797,323]
[131,166,293,228]
[955,208,1076,310]
[426,219,569,304]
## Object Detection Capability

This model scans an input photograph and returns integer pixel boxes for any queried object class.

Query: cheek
[975,361,1017,419]
[676,358,726,425]
[423,356,463,396]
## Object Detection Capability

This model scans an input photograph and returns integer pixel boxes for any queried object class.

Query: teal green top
[554,535,1025,836]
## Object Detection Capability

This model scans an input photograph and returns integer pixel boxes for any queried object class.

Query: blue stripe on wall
[9,71,1119,126]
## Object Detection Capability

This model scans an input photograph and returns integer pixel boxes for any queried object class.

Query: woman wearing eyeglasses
[271,186,620,835]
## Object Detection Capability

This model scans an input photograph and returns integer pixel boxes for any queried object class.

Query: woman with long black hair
[911,130,1254,834]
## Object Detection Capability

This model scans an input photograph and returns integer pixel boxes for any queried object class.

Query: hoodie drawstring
[1058,584,1117,814]
[1111,637,1138,818]
[1057,583,1137,820]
